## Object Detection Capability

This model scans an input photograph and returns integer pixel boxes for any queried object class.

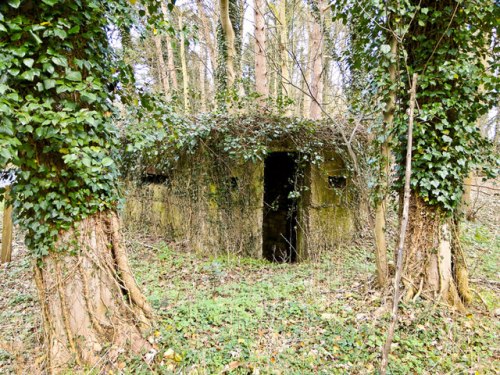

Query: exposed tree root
[401,196,470,311]
[35,211,152,374]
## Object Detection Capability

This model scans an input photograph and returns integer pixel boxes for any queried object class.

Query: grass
[120,238,499,374]
[0,181,498,374]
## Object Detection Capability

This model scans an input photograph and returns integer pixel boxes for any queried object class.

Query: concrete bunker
[122,114,364,261]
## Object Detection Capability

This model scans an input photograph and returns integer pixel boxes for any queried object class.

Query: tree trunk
[300,69,307,117]
[270,68,277,100]
[494,99,500,150]
[254,0,268,103]
[35,211,152,373]
[402,196,469,309]
[277,0,290,105]
[160,4,179,93]
[309,0,324,120]
[199,52,207,112]
[220,0,236,88]
[461,172,473,220]
[302,28,311,118]
[374,33,397,287]
[178,11,190,113]
[196,0,217,77]
[153,33,170,98]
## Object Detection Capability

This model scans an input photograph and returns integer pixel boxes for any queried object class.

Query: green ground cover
[121,235,498,374]
[0,183,498,374]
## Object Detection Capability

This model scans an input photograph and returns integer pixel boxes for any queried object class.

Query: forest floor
[0,178,498,374]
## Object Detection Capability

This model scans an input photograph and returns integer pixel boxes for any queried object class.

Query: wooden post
[1,186,13,263]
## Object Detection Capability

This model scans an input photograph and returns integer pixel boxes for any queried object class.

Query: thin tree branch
[380,73,418,375]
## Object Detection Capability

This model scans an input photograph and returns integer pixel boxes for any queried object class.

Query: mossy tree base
[34,211,152,373]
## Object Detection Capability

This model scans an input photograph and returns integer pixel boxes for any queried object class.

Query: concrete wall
[302,152,355,261]
[124,153,264,258]
[123,151,355,260]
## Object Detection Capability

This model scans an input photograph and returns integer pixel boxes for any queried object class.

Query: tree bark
[402,196,468,310]
[160,4,179,93]
[302,19,311,118]
[220,0,236,88]
[380,73,417,375]
[461,172,473,220]
[374,32,398,287]
[178,11,190,112]
[153,32,170,98]
[309,0,324,120]
[277,0,290,104]
[35,211,152,373]
[199,51,207,112]
[254,0,268,104]
[196,0,217,77]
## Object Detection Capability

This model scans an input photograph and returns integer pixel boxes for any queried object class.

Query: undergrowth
[0,180,498,374]
[121,238,498,374]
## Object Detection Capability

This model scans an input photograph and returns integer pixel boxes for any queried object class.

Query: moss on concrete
[123,144,358,260]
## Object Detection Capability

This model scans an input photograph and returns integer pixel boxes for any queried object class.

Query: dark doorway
[262,152,298,263]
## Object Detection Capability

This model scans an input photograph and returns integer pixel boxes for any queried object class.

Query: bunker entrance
[262,152,298,263]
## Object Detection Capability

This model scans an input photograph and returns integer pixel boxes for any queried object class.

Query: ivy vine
[119,98,362,182]
[336,0,499,213]
[0,0,132,257]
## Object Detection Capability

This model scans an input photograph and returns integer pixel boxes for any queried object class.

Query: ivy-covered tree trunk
[0,1,153,371]
[35,212,152,372]
[178,10,190,113]
[216,0,242,106]
[160,3,179,92]
[219,0,237,88]
[396,0,496,309]
[339,0,496,308]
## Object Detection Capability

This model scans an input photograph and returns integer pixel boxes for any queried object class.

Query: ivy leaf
[23,58,35,68]
[68,25,80,34]
[43,63,55,74]
[0,148,11,162]
[29,30,43,44]
[52,56,68,67]
[81,156,92,167]
[53,28,67,39]
[42,0,59,5]
[81,92,97,103]
[8,0,21,9]
[55,84,67,94]
[66,71,82,81]
[101,157,114,167]
[8,68,20,76]
[43,79,56,89]
[12,47,28,57]
[20,70,37,81]
[380,44,391,54]
[442,135,452,143]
